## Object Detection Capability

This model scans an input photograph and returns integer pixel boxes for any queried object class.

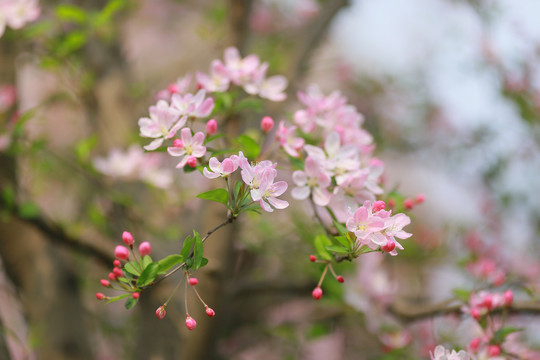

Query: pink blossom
[291,156,331,206]
[139,241,152,257]
[206,119,218,135]
[114,246,129,260]
[167,128,207,168]
[0,0,40,37]
[243,62,287,101]
[276,121,304,157]
[196,60,230,92]
[345,202,385,248]
[171,89,214,118]
[256,180,289,212]
[122,231,134,246]
[223,47,261,86]
[0,85,16,112]
[203,156,239,179]
[138,100,184,151]
[430,345,470,360]
[261,116,274,132]
[156,74,192,100]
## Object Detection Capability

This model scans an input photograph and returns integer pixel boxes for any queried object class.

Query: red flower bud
[403,198,414,210]
[336,276,345,283]
[469,338,481,352]
[188,277,199,286]
[483,294,493,310]
[381,240,396,253]
[156,306,166,319]
[108,272,117,281]
[186,156,197,168]
[173,139,184,148]
[100,279,111,287]
[372,200,386,212]
[206,119,218,135]
[261,116,274,132]
[96,292,105,300]
[414,193,426,204]
[114,245,129,260]
[113,267,124,278]
[139,241,152,257]
[487,345,501,357]
[122,231,134,246]
[185,315,197,330]
[504,289,513,306]
[471,307,481,320]
[205,306,215,317]
[132,292,140,299]
[113,259,121,267]
[168,83,179,95]
[312,286,323,300]
[309,255,316,262]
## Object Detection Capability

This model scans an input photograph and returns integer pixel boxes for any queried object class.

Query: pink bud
[185,315,197,330]
[483,294,493,310]
[205,306,215,317]
[309,255,316,262]
[469,338,481,352]
[372,200,386,212]
[415,193,426,204]
[487,345,501,357]
[206,119,218,135]
[336,276,345,283]
[186,156,197,168]
[100,279,111,287]
[388,199,396,209]
[261,116,274,132]
[113,267,124,278]
[381,240,396,253]
[173,139,184,148]
[504,290,513,306]
[403,198,414,210]
[108,272,117,281]
[114,245,129,260]
[122,231,134,246]
[96,292,105,300]
[312,287,323,300]
[139,241,152,257]
[113,259,121,267]
[132,292,140,299]
[156,306,166,319]
[168,83,179,94]
[471,307,481,320]
[188,277,199,286]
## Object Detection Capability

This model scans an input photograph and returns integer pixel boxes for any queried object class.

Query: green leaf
[141,255,153,270]
[57,31,87,57]
[326,245,349,254]
[100,0,126,20]
[117,277,131,284]
[157,254,184,274]
[288,155,304,170]
[234,97,263,112]
[137,262,159,287]
[56,4,87,23]
[124,261,141,276]
[453,288,471,302]
[75,135,97,162]
[197,188,229,205]
[204,134,225,144]
[333,220,348,236]
[236,134,260,160]
[106,293,130,304]
[334,235,350,249]
[192,231,204,270]
[493,327,523,344]
[314,235,333,261]
[124,297,138,310]
[200,257,208,268]
[180,236,194,260]
[18,202,40,219]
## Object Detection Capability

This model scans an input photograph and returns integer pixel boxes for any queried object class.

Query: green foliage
[314,234,333,261]
[180,235,194,260]
[75,135,98,162]
[124,297,138,310]
[106,293,130,304]
[197,188,229,205]
[55,5,87,24]
[136,262,159,287]
[124,261,141,276]
[157,254,184,274]
[192,231,204,270]
[493,327,523,344]
[236,134,260,160]
[453,288,471,302]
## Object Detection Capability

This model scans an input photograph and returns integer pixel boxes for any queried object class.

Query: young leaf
[493,327,523,344]
[124,297,138,310]
[314,235,333,261]
[157,254,184,274]
[236,134,260,160]
[180,236,194,260]
[197,189,229,205]
[200,257,209,268]
[18,202,40,219]
[326,245,349,254]
[334,235,350,249]
[453,288,471,303]
[55,4,87,23]
[333,220,348,236]
[193,231,204,270]
[137,262,159,287]
[141,255,153,270]
[124,261,141,276]
[106,293,130,304]
[204,134,225,144]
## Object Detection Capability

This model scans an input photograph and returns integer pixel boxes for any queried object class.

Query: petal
[291,186,310,200]
[292,170,307,186]
[167,147,186,157]
[324,132,340,157]
[180,128,192,144]
[313,187,330,206]
[271,181,288,196]
[203,168,220,179]
[260,199,273,212]
[268,197,289,209]
[208,157,221,172]
[144,138,164,151]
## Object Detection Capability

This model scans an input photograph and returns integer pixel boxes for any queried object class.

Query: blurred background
[1,0,539,359]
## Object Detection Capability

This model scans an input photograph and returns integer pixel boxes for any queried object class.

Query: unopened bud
[173,139,184,148]
[122,231,134,246]
[186,156,197,168]
[261,116,274,132]
[336,276,345,283]
[483,294,493,310]
[403,198,414,210]
[381,240,396,253]
[415,193,426,204]
[312,286,323,300]
[205,306,215,317]
[309,254,316,262]
[471,308,481,320]
[132,292,140,299]
[487,345,501,357]
[113,267,124,278]
[108,272,117,281]
[100,279,111,287]
[372,200,386,212]
[168,83,179,94]
[206,119,218,135]
[469,338,481,352]
[156,306,166,319]
[113,259,121,267]
[114,245,129,260]
[188,277,199,286]
[504,289,513,306]
[96,292,106,300]
[139,241,152,257]
[185,315,197,330]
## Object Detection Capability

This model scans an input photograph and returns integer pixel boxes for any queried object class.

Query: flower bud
[139,241,152,257]
[113,267,124,278]
[381,240,396,253]
[206,119,218,135]
[113,259,121,267]
[205,306,215,317]
[372,200,386,212]
[312,286,323,300]
[186,156,197,168]
[336,276,345,283]
[188,277,199,286]
[471,307,481,320]
[309,254,316,262]
[108,272,117,281]
[261,116,274,132]
[173,139,184,148]
[388,199,396,209]
[403,198,414,210]
[168,83,179,95]
[100,279,111,287]
[414,193,426,204]
[487,345,501,357]
[185,315,197,330]
[114,245,129,260]
[483,294,493,310]
[469,338,481,352]
[156,306,166,319]
[122,231,134,246]
[132,292,140,299]
[504,289,513,306]
[96,292,105,300]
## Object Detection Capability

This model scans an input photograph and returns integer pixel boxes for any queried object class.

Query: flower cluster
[93,145,173,188]
[462,290,513,320]
[0,0,40,38]
[430,345,470,360]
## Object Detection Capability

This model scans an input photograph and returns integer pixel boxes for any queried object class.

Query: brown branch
[229,0,254,52]
[388,298,540,323]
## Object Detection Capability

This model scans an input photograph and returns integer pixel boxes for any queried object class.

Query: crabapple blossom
[256,179,289,212]
[430,345,470,360]
[291,156,331,206]
[167,128,207,168]
[156,74,192,100]
[171,89,214,118]
[222,47,261,86]
[276,121,304,157]
[196,60,230,92]
[138,100,184,151]
[203,156,238,179]
[0,0,40,38]
[346,202,385,248]
[243,62,288,101]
